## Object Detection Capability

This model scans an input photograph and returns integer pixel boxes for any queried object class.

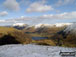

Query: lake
[32,37,48,40]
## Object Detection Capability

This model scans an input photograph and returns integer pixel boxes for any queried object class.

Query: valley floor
[0,44,76,57]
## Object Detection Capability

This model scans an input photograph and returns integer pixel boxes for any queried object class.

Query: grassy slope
[0,27,32,45]
[30,26,76,47]
[0,26,75,47]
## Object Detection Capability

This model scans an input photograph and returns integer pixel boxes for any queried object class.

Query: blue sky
[0,0,76,26]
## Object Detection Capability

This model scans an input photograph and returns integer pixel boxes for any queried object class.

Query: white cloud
[0,20,6,22]
[41,11,76,19]
[1,11,76,20]
[0,11,8,16]
[55,0,62,6]
[0,11,76,26]
[3,0,20,11]
[19,0,31,6]
[64,0,75,5]
[26,2,54,13]
[55,0,75,6]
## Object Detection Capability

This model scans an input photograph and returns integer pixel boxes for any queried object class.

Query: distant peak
[13,23,25,26]
[35,23,72,28]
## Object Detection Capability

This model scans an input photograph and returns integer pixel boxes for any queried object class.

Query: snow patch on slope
[0,44,76,57]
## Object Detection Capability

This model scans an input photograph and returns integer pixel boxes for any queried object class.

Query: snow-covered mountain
[35,24,54,28]
[13,23,29,30]
[35,23,72,28]
[12,23,73,30]
[64,23,76,34]
[13,23,25,27]
[55,23,72,27]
